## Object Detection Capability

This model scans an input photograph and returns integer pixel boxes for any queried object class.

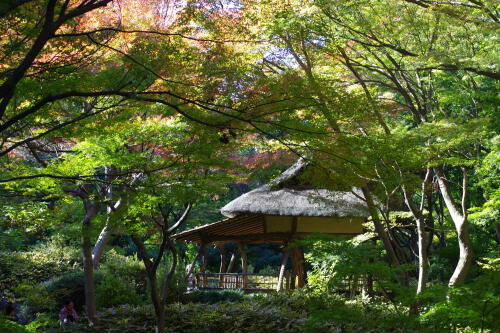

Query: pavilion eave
[172,213,363,245]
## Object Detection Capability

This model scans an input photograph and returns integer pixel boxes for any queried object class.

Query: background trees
[232,0,498,291]
[0,0,498,332]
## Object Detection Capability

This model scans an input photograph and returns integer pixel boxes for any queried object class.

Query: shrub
[95,274,143,308]
[13,282,56,322]
[99,249,147,295]
[0,237,80,291]
[420,255,500,332]
[187,289,245,304]
[24,314,58,333]
[0,316,31,333]
[43,271,102,313]
[14,270,102,321]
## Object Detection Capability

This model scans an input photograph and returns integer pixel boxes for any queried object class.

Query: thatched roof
[221,159,369,218]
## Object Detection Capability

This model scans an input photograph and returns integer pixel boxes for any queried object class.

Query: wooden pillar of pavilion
[287,217,304,289]
[217,243,227,287]
[290,260,296,290]
[237,242,248,288]
[291,247,307,288]
[200,246,208,288]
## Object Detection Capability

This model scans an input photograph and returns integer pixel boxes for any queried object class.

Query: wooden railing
[194,272,287,292]
[193,273,374,296]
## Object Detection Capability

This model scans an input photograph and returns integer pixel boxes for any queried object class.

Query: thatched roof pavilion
[174,159,370,291]
[221,158,369,219]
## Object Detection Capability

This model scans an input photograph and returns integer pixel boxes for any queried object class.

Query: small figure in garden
[59,300,78,327]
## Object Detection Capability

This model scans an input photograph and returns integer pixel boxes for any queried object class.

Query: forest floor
[38,294,447,333]
[2,291,495,333]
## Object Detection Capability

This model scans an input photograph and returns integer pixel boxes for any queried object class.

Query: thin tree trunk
[155,307,166,333]
[161,237,177,301]
[415,217,428,294]
[92,165,119,268]
[402,168,431,295]
[65,188,99,325]
[132,236,165,333]
[426,194,435,256]
[82,201,98,325]
[226,252,236,273]
[403,198,428,294]
[364,255,374,298]
[186,243,206,280]
[435,167,473,286]
[147,272,164,333]
[362,187,401,267]
[149,276,165,333]
[131,205,190,333]
[92,225,112,268]
[277,249,289,291]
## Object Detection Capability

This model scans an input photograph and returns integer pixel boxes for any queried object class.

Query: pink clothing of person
[59,304,79,323]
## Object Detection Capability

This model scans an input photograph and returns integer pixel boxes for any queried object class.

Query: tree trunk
[64,188,100,325]
[148,273,165,333]
[92,165,118,268]
[81,202,98,325]
[148,272,164,333]
[277,248,289,291]
[161,237,177,302]
[92,225,112,268]
[154,305,166,333]
[364,255,374,298]
[402,188,428,295]
[362,187,401,267]
[186,243,206,279]
[131,205,190,333]
[449,217,472,286]
[132,236,165,333]
[414,215,428,294]
[226,252,236,273]
[435,167,473,286]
